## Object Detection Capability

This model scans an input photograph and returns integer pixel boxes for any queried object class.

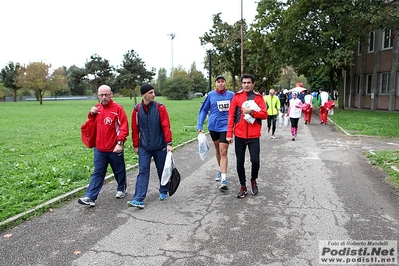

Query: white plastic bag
[328,109,334,115]
[161,151,173,186]
[284,116,290,127]
[198,132,209,161]
[242,100,261,124]
[277,112,283,126]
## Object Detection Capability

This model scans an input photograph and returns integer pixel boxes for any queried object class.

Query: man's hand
[242,106,252,115]
[113,144,123,153]
[167,145,173,152]
[90,106,99,115]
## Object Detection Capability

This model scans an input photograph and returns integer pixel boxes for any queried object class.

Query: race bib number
[217,100,230,111]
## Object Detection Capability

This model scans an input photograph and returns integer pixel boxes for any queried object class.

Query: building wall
[349,29,399,111]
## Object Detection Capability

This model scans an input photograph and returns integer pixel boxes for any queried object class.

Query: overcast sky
[1,0,258,76]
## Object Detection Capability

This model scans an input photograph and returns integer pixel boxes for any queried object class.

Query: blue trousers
[85,148,126,200]
[234,136,260,186]
[132,147,168,202]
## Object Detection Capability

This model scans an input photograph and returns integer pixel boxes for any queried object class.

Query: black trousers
[267,115,277,134]
[234,136,260,186]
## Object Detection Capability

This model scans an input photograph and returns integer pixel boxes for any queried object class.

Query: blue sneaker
[215,171,221,181]
[127,200,145,209]
[219,180,228,191]
[159,193,168,201]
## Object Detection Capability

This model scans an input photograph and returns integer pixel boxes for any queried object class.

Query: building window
[380,72,390,95]
[356,76,361,94]
[368,31,374,52]
[366,75,372,94]
[382,29,393,49]
[357,41,362,55]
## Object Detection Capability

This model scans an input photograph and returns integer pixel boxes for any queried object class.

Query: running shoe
[78,197,95,207]
[251,180,258,195]
[115,191,126,198]
[159,193,168,201]
[127,200,145,209]
[236,186,248,198]
[219,180,228,191]
[215,171,221,181]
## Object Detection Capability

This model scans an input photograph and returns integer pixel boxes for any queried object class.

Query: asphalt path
[1,115,399,265]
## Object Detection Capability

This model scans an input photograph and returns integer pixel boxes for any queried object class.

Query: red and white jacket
[227,90,268,139]
[89,99,129,152]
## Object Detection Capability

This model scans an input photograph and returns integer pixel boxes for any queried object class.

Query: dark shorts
[209,131,228,144]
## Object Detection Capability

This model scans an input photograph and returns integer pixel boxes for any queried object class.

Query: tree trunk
[231,72,237,92]
[335,69,345,110]
[39,90,44,105]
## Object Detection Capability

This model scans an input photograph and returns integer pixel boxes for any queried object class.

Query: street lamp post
[207,50,212,91]
[240,0,244,76]
[167,33,176,76]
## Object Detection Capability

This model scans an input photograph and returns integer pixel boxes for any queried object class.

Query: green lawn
[328,108,399,137]
[0,97,204,226]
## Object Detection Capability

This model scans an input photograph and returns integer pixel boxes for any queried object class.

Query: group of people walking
[78,84,173,209]
[197,77,335,199]
[79,75,334,208]
[197,74,266,198]
[263,84,333,141]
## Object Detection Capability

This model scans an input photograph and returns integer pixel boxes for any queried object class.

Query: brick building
[346,28,398,111]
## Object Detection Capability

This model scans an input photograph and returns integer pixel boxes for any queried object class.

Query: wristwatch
[117,141,124,146]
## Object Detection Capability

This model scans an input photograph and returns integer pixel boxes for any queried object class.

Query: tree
[84,54,114,93]
[115,49,155,105]
[154,67,168,95]
[0,62,21,102]
[163,74,193,100]
[67,65,90,95]
[15,62,50,105]
[245,27,282,93]
[201,13,248,92]
[254,0,399,109]
[189,62,208,94]
[0,82,6,101]
[49,67,69,98]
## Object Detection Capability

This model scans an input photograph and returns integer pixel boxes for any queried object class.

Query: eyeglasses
[98,93,111,97]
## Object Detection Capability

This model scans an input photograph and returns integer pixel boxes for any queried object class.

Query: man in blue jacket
[197,75,235,191]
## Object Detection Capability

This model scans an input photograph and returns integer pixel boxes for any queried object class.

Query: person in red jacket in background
[226,74,268,198]
[78,85,129,207]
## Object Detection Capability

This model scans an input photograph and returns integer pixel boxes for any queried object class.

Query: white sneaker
[271,134,276,139]
[115,191,126,198]
[78,197,95,206]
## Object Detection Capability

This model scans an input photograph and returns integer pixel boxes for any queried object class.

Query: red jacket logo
[104,117,112,125]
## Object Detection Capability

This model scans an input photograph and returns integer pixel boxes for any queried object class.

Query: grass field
[328,108,399,137]
[0,100,398,227]
[0,97,204,225]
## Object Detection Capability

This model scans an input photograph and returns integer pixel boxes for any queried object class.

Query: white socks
[221,173,226,181]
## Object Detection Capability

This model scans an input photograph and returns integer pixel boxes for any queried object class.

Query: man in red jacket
[127,84,173,209]
[226,74,268,198]
[78,85,129,207]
